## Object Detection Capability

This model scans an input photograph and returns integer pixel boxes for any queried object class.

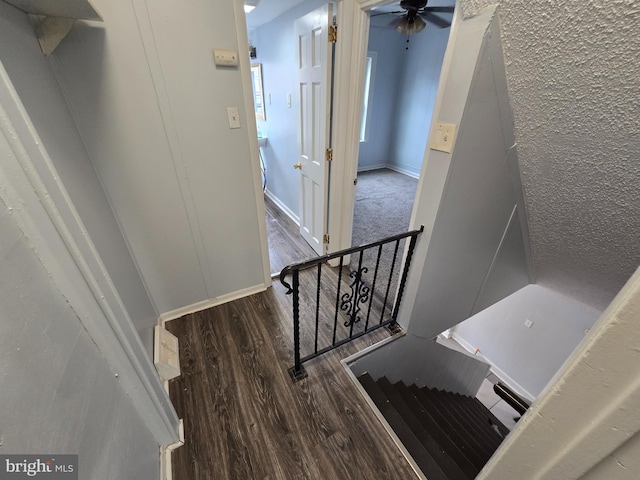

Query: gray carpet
[350,169,418,307]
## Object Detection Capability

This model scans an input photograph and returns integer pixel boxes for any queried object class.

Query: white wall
[401,9,531,337]
[454,284,601,399]
[49,0,267,315]
[0,1,158,355]
[0,77,173,477]
[0,202,160,477]
[480,267,640,480]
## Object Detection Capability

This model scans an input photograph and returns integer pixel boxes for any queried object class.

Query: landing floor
[166,283,418,480]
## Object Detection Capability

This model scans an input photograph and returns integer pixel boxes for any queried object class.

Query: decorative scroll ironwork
[340,267,370,327]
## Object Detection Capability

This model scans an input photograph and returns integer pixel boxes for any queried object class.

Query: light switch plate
[213,48,239,66]
[431,122,457,153]
[227,107,241,129]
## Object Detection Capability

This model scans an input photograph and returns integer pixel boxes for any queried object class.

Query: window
[360,52,377,142]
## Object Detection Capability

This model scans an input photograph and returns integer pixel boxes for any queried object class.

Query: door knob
[293,162,302,170]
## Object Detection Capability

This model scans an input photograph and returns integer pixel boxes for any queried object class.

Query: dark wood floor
[166,279,419,480]
[264,195,317,275]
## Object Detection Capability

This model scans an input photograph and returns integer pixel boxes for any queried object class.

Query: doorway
[246,2,335,276]
[351,2,454,249]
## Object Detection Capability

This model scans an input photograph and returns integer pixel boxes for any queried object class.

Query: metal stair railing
[280,226,423,382]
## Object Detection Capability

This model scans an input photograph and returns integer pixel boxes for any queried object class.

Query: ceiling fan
[371,0,454,36]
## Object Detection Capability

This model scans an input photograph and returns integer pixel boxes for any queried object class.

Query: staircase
[358,373,510,480]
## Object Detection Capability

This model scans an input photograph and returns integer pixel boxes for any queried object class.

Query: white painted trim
[451,332,535,401]
[234,0,272,287]
[356,163,389,172]
[265,189,300,225]
[0,61,179,446]
[329,0,370,255]
[386,164,420,179]
[160,419,185,480]
[340,352,424,480]
[160,283,268,324]
[356,164,420,179]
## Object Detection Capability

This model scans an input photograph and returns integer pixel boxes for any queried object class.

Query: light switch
[227,106,241,129]
[431,122,457,153]
[213,49,239,66]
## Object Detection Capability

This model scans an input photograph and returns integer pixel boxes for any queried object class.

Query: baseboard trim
[265,189,299,225]
[357,163,388,172]
[451,332,535,401]
[356,164,420,179]
[159,283,268,324]
[160,419,185,480]
[386,165,420,179]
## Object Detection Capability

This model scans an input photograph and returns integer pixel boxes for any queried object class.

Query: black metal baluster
[392,231,419,321]
[281,227,423,382]
[314,263,322,354]
[288,269,307,382]
[380,240,400,325]
[364,244,383,331]
[332,256,344,345]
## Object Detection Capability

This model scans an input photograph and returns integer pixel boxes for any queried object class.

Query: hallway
[166,281,417,479]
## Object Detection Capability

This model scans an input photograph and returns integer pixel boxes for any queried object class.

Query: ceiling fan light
[396,15,426,35]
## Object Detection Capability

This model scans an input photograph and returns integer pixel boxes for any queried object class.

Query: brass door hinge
[328,25,337,43]
[325,148,333,162]
[323,234,330,244]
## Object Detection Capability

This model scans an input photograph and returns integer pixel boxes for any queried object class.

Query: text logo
[0,456,77,479]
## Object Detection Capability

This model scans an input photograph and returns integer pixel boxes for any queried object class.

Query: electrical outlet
[524,319,533,328]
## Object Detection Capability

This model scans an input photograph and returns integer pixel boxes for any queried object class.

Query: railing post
[288,270,308,382]
[390,226,423,328]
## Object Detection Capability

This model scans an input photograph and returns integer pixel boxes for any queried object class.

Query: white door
[294,4,334,255]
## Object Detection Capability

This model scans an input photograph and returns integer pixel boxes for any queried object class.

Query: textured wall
[460,0,640,309]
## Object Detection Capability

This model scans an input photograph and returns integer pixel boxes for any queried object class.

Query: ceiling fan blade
[370,10,404,17]
[423,6,455,13]
[422,11,451,28]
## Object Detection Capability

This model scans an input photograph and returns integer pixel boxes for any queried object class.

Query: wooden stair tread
[358,374,450,480]
[358,374,509,479]
[419,387,496,462]
[393,381,479,479]
[377,378,471,480]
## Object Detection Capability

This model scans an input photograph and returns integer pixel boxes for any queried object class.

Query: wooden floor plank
[167,282,418,480]
[264,195,317,275]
